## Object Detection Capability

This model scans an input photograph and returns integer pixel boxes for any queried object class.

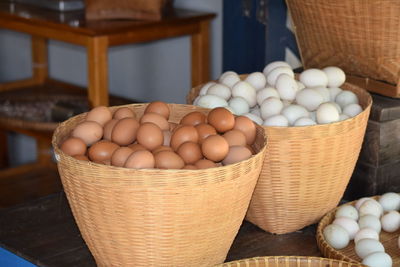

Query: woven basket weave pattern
[53,103,267,266]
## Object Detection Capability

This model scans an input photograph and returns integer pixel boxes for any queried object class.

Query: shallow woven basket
[217,256,366,267]
[52,103,267,267]
[188,78,372,234]
[317,196,400,265]
[286,0,400,98]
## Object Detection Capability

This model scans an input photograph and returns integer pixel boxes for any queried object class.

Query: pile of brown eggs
[60,101,258,170]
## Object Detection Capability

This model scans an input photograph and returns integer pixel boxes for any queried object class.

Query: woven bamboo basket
[317,196,400,265]
[188,78,372,234]
[217,256,366,267]
[52,103,267,267]
[286,0,400,98]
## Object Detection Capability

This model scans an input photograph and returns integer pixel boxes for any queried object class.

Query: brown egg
[194,159,218,169]
[195,123,217,144]
[86,106,112,126]
[246,144,256,155]
[136,122,164,150]
[73,154,89,161]
[111,118,140,146]
[180,111,207,126]
[125,150,155,169]
[207,107,235,133]
[113,107,136,120]
[72,121,103,146]
[144,101,170,119]
[170,125,199,151]
[223,130,247,147]
[111,147,134,167]
[88,140,119,164]
[176,141,203,165]
[183,164,198,170]
[103,119,118,141]
[140,112,169,131]
[233,116,257,145]
[152,145,173,154]
[60,137,87,156]
[128,143,146,153]
[154,150,185,169]
[201,135,229,162]
[222,146,253,165]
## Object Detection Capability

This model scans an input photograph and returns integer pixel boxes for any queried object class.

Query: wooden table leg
[0,130,9,169]
[191,20,211,88]
[87,37,109,107]
[32,36,48,84]
[37,136,54,166]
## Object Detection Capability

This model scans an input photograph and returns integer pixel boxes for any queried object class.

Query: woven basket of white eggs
[187,61,373,234]
[317,192,400,267]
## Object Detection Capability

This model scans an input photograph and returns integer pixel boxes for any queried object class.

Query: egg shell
[358,215,382,233]
[219,73,241,88]
[313,87,330,103]
[219,71,238,82]
[335,90,359,109]
[260,97,283,119]
[140,112,170,131]
[202,135,229,162]
[323,224,350,250]
[196,94,228,109]
[60,137,87,156]
[207,83,232,100]
[183,165,198,170]
[329,87,343,102]
[281,104,310,125]
[73,154,89,161]
[381,210,400,232]
[111,118,140,146]
[244,72,267,91]
[127,143,146,153]
[152,145,173,154]
[207,107,235,133]
[144,101,170,119]
[335,205,359,221]
[323,66,346,88]
[263,61,291,76]
[229,97,250,115]
[243,113,263,125]
[154,150,185,169]
[354,228,379,244]
[125,150,155,169]
[266,66,294,87]
[195,123,217,144]
[356,197,373,210]
[176,141,203,165]
[275,73,297,101]
[339,114,350,121]
[113,107,135,120]
[332,217,359,240]
[233,116,256,145]
[111,147,134,167]
[103,119,119,141]
[194,159,218,169]
[222,146,252,165]
[170,125,199,151]
[199,81,216,96]
[379,192,400,211]
[343,103,363,118]
[359,199,383,218]
[88,140,119,164]
[355,238,385,259]
[136,122,164,151]
[362,252,392,267]
[231,81,257,108]
[71,121,103,146]
[316,102,340,124]
[263,115,289,127]
[295,88,324,112]
[180,111,207,126]
[299,68,328,88]
[223,130,247,147]
[256,87,280,106]
[293,117,316,127]
[86,106,112,126]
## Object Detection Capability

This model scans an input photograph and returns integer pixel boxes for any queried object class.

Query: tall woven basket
[188,82,372,234]
[52,103,267,267]
[286,0,400,98]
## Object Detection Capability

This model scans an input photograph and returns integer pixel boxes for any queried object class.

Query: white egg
[323,224,350,250]
[263,61,291,76]
[199,81,216,96]
[313,87,330,103]
[228,97,250,115]
[293,117,316,126]
[295,88,324,111]
[223,106,236,114]
[207,83,232,100]
[263,115,289,127]
[296,81,306,90]
[219,73,241,88]
[379,192,400,211]
[332,217,360,240]
[356,197,373,210]
[250,107,261,117]
[299,68,328,88]
[358,215,382,234]
[309,111,317,122]
[282,100,292,107]
[362,252,392,267]
[245,72,267,91]
[316,102,340,124]
[266,67,295,87]
[381,210,400,232]
[219,71,238,81]
[339,114,350,121]
[243,113,263,125]
[329,87,343,102]
[260,97,284,119]
[281,104,310,125]
[196,95,228,109]
[343,103,363,118]
[256,87,280,106]
[231,81,257,108]
[359,199,383,218]
[354,228,379,244]
[275,74,298,101]
[335,205,359,221]
[355,238,385,259]
[193,96,200,105]
[330,102,342,113]
[335,90,359,109]
[323,66,346,88]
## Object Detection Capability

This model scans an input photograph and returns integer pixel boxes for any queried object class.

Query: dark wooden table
[0,192,322,267]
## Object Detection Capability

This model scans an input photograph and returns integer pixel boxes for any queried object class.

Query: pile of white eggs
[193,61,364,126]
[323,192,400,267]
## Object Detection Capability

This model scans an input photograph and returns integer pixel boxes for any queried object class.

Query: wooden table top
[0,192,322,266]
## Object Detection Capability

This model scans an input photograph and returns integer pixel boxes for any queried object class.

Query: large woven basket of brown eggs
[187,62,372,234]
[52,102,267,267]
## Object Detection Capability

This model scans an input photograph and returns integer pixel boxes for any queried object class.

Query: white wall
[0,0,223,166]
